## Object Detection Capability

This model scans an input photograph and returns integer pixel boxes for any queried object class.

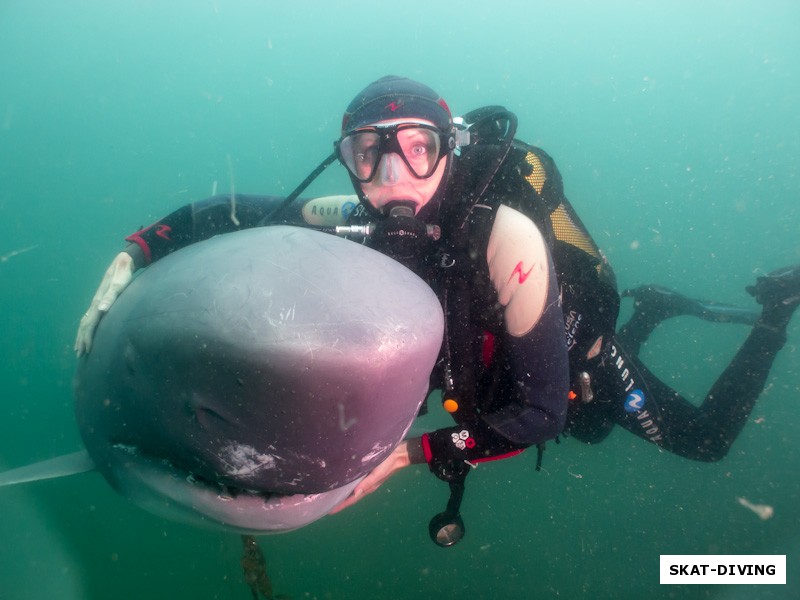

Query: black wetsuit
[471,141,788,462]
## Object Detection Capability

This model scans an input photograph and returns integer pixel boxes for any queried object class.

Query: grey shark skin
[73,226,444,534]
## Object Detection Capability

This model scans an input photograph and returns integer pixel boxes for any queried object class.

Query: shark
[0,226,443,534]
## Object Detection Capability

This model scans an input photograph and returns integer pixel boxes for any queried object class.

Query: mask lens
[339,125,445,182]
[339,131,381,181]
[396,127,441,178]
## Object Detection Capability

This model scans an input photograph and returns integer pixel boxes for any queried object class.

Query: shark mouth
[104,443,361,534]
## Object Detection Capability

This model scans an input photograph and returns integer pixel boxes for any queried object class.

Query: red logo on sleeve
[156,224,172,240]
[508,261,534,285]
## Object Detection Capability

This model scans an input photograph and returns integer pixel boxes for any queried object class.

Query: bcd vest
[428,141,620,421]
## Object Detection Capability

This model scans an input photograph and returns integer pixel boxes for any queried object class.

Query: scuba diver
[74,76,800,545]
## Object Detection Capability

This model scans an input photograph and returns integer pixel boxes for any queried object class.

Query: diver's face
[357,119,448,216]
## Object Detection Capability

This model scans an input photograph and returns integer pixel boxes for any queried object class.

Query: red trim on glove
[421,433,433,463]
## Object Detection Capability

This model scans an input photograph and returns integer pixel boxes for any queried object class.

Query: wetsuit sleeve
[122,194,359,269]
[122,195,289,268]
[412,205,569,467]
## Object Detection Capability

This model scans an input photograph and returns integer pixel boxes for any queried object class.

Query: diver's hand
[74,252,135,357]
[330,440,412,514]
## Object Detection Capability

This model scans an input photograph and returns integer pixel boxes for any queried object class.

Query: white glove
[74,252,135,357]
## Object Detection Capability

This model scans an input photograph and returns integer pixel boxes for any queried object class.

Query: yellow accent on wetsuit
[523,152,547,194]
[522,151,605,276]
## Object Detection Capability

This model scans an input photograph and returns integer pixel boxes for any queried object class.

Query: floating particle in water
[736,496,774,521]
[1,245,38,262]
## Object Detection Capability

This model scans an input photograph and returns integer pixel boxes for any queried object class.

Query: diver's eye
[356,148,377,164]
[408,143,428,157]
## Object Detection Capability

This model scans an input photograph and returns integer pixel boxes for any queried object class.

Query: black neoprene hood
[341,75,452,133]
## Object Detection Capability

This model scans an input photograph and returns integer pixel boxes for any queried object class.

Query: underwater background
[1,0,798,598]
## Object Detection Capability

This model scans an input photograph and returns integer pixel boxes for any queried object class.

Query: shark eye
[194,406,227,428]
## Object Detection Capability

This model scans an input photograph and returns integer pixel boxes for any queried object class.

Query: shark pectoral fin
[0,450,96,487]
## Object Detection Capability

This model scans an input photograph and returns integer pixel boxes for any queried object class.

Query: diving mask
[336,122,455,183]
